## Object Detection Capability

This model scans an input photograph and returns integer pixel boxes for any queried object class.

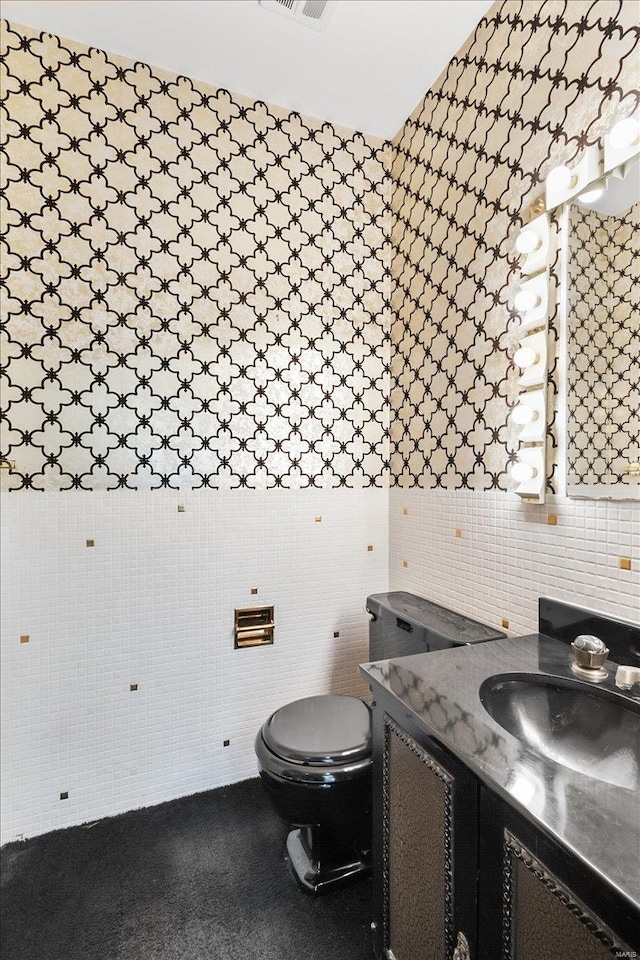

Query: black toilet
[255,693,372,893]
[255,592,504,893]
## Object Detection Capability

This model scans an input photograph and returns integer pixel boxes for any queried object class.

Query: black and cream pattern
[388,0,639,491]
[0,21,390,490]
[566,202,639,488]
[2,3,639,495]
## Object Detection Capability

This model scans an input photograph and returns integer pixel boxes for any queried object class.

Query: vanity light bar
[514,331,548,389]
[511,115,639,507]
[511,215,551,503]
[515,212,549,276]
[604,113,640,173]
[515,230,541,255]
[510,447,546,501]
[545,146,600,209]
[513,273,549,333]
[514,345,538,369]
[577,184,605,204]
[511,404,537,426]
[511,388,546,444]
[511,460,536,484]
[514,289,539,312]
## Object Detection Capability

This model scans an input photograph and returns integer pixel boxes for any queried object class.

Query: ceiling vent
[259,0,338,33]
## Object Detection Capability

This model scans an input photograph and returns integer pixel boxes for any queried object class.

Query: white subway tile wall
[0,489,388,842]
[389,489,640,637]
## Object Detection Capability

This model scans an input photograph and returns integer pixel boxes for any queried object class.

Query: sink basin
[480,673,640,790]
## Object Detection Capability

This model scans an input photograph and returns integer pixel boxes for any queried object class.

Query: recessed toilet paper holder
[234,606,274,648]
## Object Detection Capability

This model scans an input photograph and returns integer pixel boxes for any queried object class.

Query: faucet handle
[571,635,609,679]
[573,634,608,654]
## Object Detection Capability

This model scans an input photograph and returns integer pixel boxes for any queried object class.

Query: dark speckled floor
[1,778,373,960]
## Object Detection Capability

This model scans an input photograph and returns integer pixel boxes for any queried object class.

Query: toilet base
[286,827,371,895]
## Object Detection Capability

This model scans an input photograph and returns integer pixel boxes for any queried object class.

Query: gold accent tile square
[20,635,29,644]
[502,618,509,629]
[86,539,95,547]
[619,557,632,571]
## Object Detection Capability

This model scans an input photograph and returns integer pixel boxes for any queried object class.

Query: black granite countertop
[360,632,640,911]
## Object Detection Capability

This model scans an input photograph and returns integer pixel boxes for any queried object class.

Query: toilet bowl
[255,694,372,894]
[255,592,506,893]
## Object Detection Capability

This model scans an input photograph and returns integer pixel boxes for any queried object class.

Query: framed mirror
[510,119,639,505]
[564,162,639,498]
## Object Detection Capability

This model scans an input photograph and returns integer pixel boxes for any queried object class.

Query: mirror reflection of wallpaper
[566,202,640,489]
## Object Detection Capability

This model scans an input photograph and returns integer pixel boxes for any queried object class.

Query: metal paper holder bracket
[234,606,274,648]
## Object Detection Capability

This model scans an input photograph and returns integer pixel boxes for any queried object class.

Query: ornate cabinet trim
[382,715,455,959]
[453,930,471,960]
[502,829,630,958]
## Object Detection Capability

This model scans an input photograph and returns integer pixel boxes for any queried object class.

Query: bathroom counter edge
[360,632,640,913]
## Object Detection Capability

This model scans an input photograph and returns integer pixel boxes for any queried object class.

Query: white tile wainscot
[0,489,388,842]
[389,488,640,636]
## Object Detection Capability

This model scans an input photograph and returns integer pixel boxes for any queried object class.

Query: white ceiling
[3,0,493,140]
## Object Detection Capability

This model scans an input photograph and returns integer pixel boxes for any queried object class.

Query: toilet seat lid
[263,695,371,765]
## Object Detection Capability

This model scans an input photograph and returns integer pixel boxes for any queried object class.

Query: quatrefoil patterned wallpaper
[389,0,639,491]
[566,202,639,488]
[2,2,639,496]
[1,20,391,490]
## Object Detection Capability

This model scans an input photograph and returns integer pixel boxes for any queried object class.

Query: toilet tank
[366,591,505,662]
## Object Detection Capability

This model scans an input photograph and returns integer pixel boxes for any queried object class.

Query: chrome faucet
[570,634,609,681]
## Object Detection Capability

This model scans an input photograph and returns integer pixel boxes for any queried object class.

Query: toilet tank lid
[262,695,371,765]
[366,591,505,645]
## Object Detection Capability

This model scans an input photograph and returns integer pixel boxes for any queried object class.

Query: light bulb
[547,164,576,192]
[515,229,541,255]
[514,346,539,369]
[512,461,537,484]
[609,116,640,150]
[514,288,541,312]
[511,404,538,426]
[577,186,604,204]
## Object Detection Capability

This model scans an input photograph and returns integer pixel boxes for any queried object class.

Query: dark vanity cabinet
[478,789,637,960]
[371,703,479,960]
[371,694,638,960]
